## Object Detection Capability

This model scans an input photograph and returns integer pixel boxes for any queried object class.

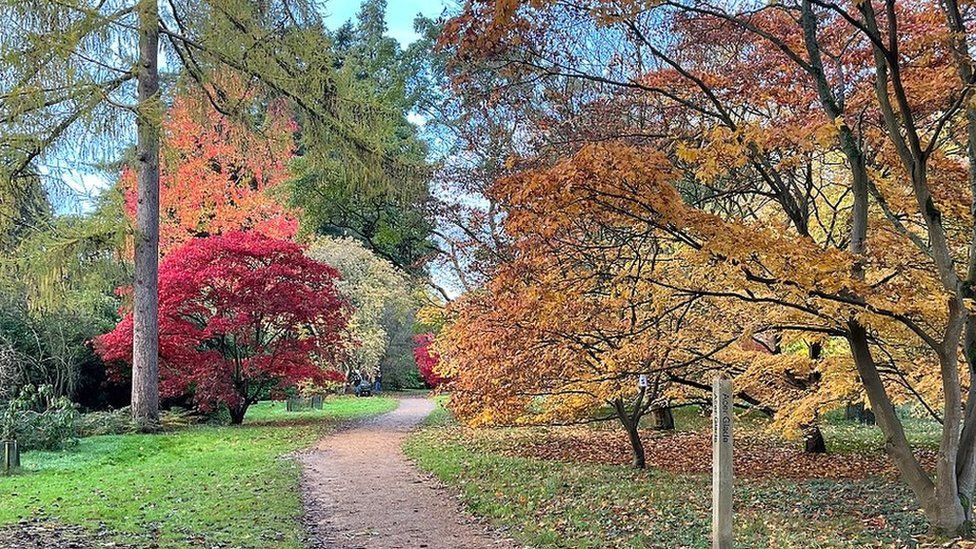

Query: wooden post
[2,440,18,475]
[712,376,733,548]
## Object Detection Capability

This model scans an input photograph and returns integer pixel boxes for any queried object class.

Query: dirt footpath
[299,397,515,549]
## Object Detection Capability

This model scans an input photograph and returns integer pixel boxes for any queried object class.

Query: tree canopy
[306,235,416,380]
[432,0,976,532]
[121,82,298,254]
[287,0,437,274]
[96,231,350,424]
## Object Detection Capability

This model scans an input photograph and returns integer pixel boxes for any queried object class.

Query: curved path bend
[299,397,515,549]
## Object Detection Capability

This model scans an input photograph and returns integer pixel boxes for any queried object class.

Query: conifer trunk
[132,0,160,431]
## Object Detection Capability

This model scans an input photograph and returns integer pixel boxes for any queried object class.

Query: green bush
[160,407,198,430]
[2,385,78,450]
[76,407,134,437]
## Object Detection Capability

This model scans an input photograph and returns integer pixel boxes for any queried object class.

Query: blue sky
[322,0,452,45]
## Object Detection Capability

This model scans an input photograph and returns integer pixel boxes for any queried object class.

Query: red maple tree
[121,85,298,255]
[96,232,350,423]
[413,333,446,388]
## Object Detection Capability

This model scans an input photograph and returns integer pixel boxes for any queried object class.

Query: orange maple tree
[122,84,298,254]
[440,147,771,468]
[438,0,976,532]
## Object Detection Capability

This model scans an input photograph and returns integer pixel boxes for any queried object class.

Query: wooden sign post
[712,376,733,549]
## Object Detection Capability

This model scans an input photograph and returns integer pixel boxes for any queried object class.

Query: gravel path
[299,397,515,549]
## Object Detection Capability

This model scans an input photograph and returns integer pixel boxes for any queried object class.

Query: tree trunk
[931,303,968,536]
[229,403,248,425]
[847,321,965,532]
[650,406,675,430]
[803,425,826,454]
[947,0,976,514]
[623,417,646,469]
[956,320,976,523]
[800,1,968,532]
[613,397,646,469]
[131,0,161,432]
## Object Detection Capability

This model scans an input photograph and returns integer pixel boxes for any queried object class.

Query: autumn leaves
[431,0,976,532]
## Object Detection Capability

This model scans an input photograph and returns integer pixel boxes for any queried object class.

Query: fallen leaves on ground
[0,519,139,548]
[468,426,936,480]
[408,426,931,547]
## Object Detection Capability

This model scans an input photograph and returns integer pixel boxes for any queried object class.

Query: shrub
[96,232,352,424]
[159,407,198,431]
[414,333,447,388]
[76,406,198,437]
[0,231,127,409]
[2,385,78,450]
[76,407,134,437]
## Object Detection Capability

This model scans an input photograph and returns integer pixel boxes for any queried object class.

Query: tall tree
[289,0,436,275]
[132,0,161,430]
[2,0,422,429]
[305,235,416,381]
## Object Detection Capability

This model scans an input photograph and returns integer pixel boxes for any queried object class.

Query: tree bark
[621,414,646,469]
[650,406,675,430]
[803,425,826,454]
[932,304,968,535]
[957,320,976,523]
[847,322,955,529]
[132,0,160,432]
[613,397,647,469]
[229,403,248,425]
[941,0,976,523]
[626,424,646,469]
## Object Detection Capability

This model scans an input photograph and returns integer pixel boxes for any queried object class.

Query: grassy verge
[0,395,397,547]
[243,396,396,424]
[404,401,926,548]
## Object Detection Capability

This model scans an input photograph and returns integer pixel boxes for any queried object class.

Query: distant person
[374,372,382,393]
[349,369,362,395]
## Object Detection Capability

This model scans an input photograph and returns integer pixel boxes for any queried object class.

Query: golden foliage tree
[440,0,976,532]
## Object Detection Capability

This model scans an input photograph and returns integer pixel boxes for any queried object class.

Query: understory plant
[2,384,77,450]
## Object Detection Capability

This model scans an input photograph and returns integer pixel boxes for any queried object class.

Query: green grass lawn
[0,395,398,547]
[404,401,927,548]
[243,396,396,424]
[819,407,941,453]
